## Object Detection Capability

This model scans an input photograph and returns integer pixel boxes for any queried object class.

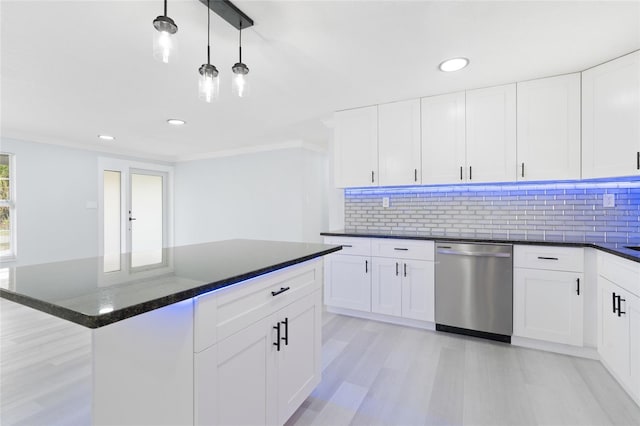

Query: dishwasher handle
[436,248,511,258]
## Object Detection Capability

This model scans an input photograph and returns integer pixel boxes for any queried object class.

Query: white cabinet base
[326,305,435,331]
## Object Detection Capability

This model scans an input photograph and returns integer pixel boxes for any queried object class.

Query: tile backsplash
[344,180,640,243]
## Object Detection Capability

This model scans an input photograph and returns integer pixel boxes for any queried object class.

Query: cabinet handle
[521,162,525,178]
[404,263,407,277]
[617,296,626,317]
[281,318,289,346]
[612,292,617,314]
[396,262,399,276]
[637,152,639,170]
[394,248,408,251]
[469,166,472,180]
[537,256,559,261]
[576,278,580,296]
[371,171,375,183]
[273,323,281,351]
[414,169,417,182]
[460,166,463,181]
[365,260,368,274]
[342,244,353,248]
[271,286,290,297]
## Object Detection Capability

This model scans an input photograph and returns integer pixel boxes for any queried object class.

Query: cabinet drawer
[323,237,371,256]
[371,239,434,261]
[514,245,584,272]
[194,260,322,353]
[599,251,640,297]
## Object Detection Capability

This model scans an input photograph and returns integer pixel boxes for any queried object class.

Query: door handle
[469,166,472,180]
[371,171,375,183]
[365,260,368,274]
[521,162,525,178]
[612,292,617,314]
[414,169,417,182]
[576,278,580,296]
[281,318,289,346]
[395,262,399,276]
[617,295,626,317]
[273,323,281,352]
[460,166,463,181]
[403,263,407,277]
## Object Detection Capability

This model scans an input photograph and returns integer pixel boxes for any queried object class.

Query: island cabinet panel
[194,260,323,426]
[93,300,194,426]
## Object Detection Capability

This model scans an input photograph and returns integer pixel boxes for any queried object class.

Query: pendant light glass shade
[231,25,249,97]
[152,1,178,64]
[199,64,219,102]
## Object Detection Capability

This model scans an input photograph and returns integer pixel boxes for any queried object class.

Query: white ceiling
[1,1,639,162]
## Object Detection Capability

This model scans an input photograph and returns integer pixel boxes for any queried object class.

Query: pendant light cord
[163,0,167,17]
[239,22,242,63]
[207,0,211,65]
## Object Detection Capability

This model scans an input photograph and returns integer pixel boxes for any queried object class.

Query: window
[0,153,15,260]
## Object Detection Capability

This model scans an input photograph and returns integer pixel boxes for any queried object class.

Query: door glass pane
[103,171,121,272]
[131,173,163,268]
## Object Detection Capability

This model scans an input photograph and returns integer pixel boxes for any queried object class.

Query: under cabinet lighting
[439,57,469,72]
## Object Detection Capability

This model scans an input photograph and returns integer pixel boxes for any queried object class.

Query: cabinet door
[334,106,378,187]
[583,51,640,178]
[378,99,421,186]
[598,277,630,385]
[324,254,371,312]
[371,257,402,316]
[276,291,322,424]
[401,259,435,322]
[517,73,581,181]
[195,317,276,426]
[629,293,640,403]
[513,268,584,346]
[421,92,466,184]
[466,84,517,183]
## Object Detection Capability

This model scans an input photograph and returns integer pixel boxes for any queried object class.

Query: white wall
[174,148,328,245]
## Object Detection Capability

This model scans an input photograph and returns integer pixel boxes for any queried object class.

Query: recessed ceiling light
[439,57,469,72]
[98,134,115,141]
[167,119,186,126]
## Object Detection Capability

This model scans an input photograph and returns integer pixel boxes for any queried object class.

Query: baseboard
[511,336,599,360]
[325,306,436,331]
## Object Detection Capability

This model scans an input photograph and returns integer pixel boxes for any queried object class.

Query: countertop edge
[320,231,640,263]
[0,245,342,329]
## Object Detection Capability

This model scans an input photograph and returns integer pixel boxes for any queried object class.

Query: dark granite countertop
[321,230,640,263]
[0,239,342,329]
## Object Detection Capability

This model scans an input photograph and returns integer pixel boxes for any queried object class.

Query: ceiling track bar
[198,0,254,29]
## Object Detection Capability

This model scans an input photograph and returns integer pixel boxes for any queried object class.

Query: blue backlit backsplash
[344,180,640,244]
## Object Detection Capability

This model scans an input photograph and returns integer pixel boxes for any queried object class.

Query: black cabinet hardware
[271,286,290,297]
[404,263,407,277]
[395,262,399,276]
[342,244,353,248]
[371,171,375,183]
[394,248,409,251]
[273,323,281,351]
[438,246,452,249]
[576,278,580,295]
[637,152,639,170]
[469,166,472,180]
[617,295,626,317]
[612,292,617,314]
[521,162,525,178]
[414,169,418,182]
[281,318,289,346]
[537,256,559,261]
[365,260,368,273]
[460,166,463,181]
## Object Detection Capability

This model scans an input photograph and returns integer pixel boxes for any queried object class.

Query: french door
[100,159,172,274]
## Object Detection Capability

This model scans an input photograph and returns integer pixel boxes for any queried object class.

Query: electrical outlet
[382,197,390,208]
[603,193,615,208]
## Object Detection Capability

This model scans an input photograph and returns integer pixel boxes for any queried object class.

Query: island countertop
[0,239,342,328]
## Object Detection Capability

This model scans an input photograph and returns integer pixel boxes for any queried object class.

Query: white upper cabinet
[517,73,581,181]
[378,99,421,186]
[421,92,466,184]
[582,51,640,179]
[465,84,517,183]
[334,106,378,187]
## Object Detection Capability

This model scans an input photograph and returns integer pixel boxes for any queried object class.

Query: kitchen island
[0,239,341,425]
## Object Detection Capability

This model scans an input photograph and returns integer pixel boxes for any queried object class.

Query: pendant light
[198,0,219,102]
[152,0,178,64]
[231,22,250,98]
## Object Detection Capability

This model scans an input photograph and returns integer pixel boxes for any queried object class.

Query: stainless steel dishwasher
[435,241,513,343]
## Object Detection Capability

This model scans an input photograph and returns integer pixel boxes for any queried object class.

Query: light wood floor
[2,299,640,425]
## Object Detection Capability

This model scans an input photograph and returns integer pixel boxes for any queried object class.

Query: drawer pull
[271,286,290,297]
[537,256,559,261]
[342,244,353,248]
[394,248,409,251]
[273,323,281,351]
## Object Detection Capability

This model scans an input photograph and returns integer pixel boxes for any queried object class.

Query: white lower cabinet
[598,252,640,406]
[194,260,322,426]
[324,254,371,312]
[514,268,584,346]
